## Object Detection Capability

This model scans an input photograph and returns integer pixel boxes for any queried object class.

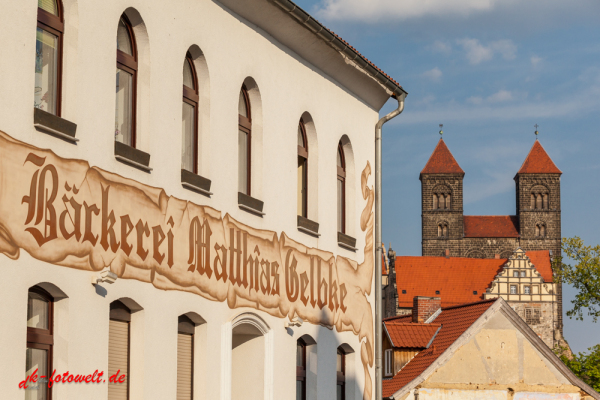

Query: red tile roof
[421,139,464,175]
[517,140,562,174]
[384,322,441,348]
[463,215,520,238]
[394,251,553,308]
[526,250,553,282]
[382,300,497,398]
[395,256,506,307]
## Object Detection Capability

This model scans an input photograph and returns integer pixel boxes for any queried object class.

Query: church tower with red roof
[419,138,466,258]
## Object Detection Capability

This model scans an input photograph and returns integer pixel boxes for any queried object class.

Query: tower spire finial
[534,124,539,139]
[439,124,443,138]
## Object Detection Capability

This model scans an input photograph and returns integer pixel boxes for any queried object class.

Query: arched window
[432,194,438,209]
[432,185,451,210]
[437,223,448,238]
[298,120,308,218]
[296,339,306,400]
[115,15,137,147]
[530,194,535,209]
[536,194,542,210]
[177,315,195,400]
[336,347,346,400]
[445,194,451,209]
[337,141,346,234]
[182,53,199,173]
[35,0,63,115]
[108,300,131,399]
[536,222,546,238]
[238,86,251,195]
[26,287,54,400]
[542,194,549,210]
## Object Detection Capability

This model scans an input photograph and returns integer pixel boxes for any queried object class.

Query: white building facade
[0,0,405,399]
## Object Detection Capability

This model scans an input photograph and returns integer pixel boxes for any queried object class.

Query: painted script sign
[0,131,375,399]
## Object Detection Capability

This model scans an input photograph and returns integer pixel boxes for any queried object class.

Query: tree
[552,237,600,322]
[555,345,600,392]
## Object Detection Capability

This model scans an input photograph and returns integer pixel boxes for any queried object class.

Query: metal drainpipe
[376,92,406,400]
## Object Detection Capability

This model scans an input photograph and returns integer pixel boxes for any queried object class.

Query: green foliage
[552,237,600,322]
[555,344,600,392]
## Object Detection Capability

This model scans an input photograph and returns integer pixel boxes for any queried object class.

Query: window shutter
[177,333,193,400]
[108,320,129,400]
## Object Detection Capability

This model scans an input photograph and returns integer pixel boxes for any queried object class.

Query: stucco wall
[0,0,381,398]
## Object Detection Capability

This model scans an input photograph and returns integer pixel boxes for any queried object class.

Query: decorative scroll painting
[0,130,375,399]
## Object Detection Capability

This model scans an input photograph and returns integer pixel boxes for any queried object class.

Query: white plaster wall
[0,0,379,398]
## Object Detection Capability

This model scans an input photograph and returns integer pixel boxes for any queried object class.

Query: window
[115,15,137,147]
[531,186,549,210]
[437,223,448,238]
[336,348,345,400]
[525,307,541,325]
[524,286,531,295]
[182,53,199,173]
[432,186,451,210]
[297,120,308,218]
[296,339,306,400]
[536,223,546,238]
[238,86,251,195]
[520,271,526,278]
[513,270,519,278]
[510,285,517,294]
[35,0,63,115]
[384,349,393,376]
[337,141,346,233]
[177,315,195,400]
[108,301,130,400]
[26,287,53,400]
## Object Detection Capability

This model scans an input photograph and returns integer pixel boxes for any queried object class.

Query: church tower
[420,139,465,257]
[514,139,563,336]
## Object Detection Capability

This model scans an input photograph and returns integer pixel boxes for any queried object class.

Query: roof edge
[269,0,407,99]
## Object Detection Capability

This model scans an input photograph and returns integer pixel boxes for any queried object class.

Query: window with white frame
[384,349,393,376]
[510,285,518,294]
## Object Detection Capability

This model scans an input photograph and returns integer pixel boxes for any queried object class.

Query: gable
[426,312,571,387]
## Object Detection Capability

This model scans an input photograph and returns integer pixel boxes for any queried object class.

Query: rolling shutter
[108,319,129,400]
[177,333,193,400]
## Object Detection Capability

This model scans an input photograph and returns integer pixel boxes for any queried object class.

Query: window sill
[181,169,212,196]
[238,192,264,216]
[297,216,320,237]
[338,232,357,251]
[115,141,152,172]
[34,108,78,144]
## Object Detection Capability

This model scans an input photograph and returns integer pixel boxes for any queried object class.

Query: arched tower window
[535,222,546,238]
[182,53,199,173]
[531,185,550,210]
[297,120,308,218]
[115,15,137,147]
[238,86,251,195]
[337,141,346,234]
[35,0,64,115]
[432,185,451,210]
[437,222,448,238]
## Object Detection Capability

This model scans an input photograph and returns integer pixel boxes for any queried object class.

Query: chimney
[412,296,441,323]
[445,249,450,258]
[495,254,500,259]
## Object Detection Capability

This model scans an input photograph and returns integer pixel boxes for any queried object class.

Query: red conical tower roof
[517,140,561,174]
[421,139,464,174]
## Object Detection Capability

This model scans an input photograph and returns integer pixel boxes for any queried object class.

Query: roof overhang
[213,0,406,110]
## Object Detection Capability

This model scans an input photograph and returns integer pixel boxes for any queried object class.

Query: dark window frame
[336,348,346,400]
[116,15,138,148]
[27,286,54,400]
[182,53,199,174]
[337,141,346,234]
[296,338,307,400]
[298,119,308,218]
[238,86,252,195]
[37,0,64,117]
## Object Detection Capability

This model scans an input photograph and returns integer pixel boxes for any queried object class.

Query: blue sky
[294,0,600,352]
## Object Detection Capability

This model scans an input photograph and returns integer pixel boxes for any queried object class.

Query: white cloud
[457,38,493,64]
[531,55,543,67]
[431,41,452,54]
[315,0,508,21]
[487,89,513,102]
[456,38,517,64]
[421,67,442,82]
[467,96,483,105]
